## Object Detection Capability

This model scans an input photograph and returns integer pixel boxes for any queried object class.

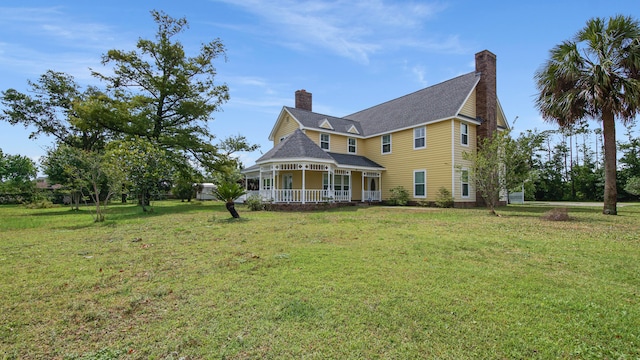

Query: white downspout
[451,119,456,199]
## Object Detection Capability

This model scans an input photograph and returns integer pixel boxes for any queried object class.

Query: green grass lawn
[1,201,639,359]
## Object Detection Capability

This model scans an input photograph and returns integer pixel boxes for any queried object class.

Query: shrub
[624,176,640,196]
[388,186,409,206]
[245,194,264,211]
[24,199,57,209]
[435,187,454,208]
[542,207,571,221]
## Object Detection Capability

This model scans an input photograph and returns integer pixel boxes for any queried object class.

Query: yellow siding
[331,134,348,154]
[362,122,453,201]
[459,90,476,118]
[305,172,323,189]
[272,113,301,146]
[304,130,354,154]
[304,129,322,149]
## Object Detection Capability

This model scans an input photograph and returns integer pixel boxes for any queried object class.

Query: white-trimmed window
[414,170,426,198]
[262,178,272,190]
[334,174,350,191]
[414,126,426,149]
[461,123,469,146]
[382,134,391,154]
[322,174,350,190]
[320,133,330,150]
[348,137,357,153]
[461,169,470,198]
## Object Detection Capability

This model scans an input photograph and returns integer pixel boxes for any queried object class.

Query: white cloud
[211,0,453,64]
[0,7,117,49]
[0,6,127,86]
[412,65,428,86]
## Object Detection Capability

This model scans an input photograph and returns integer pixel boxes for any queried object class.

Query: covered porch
[242,162,382,204]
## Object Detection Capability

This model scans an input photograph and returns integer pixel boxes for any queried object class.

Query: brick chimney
[475,50,497,142]
[295,89,312,111]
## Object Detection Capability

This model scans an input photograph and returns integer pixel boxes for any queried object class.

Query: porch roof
[256,129,333,164]
[328,152,384,170]
[247,128,384,173]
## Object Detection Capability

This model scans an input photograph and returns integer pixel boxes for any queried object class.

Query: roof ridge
[285,106,348,121]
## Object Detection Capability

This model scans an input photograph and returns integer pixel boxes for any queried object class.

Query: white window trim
[413,169,427,198]
[320,133,330,151]
[413,126,426,149]
[381,134,392,154]
[348,137,357,154]
[461,123,469,147]
[461,168,470,198]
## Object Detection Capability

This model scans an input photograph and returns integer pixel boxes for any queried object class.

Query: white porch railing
[249,189,353,203]
[363,190,381,202]
[245,189,380,203]
[333,190,351,202]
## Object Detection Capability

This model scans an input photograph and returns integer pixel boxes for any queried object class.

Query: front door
[283,174,293,201]
[283,174,293,189]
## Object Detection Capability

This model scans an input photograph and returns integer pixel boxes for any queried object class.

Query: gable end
[320,119,334,130]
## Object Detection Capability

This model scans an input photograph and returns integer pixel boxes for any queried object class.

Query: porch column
[361,173,365,202]
[272,167,276,201]
[302,165,306,204]
[329,167,333,200]
[259,170,263,200]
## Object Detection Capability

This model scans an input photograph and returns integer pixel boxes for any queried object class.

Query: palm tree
[535,15,640,215]
[213,181,246,219]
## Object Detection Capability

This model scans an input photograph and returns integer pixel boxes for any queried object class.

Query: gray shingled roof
[345,71,480,135]
[328,152,384,169]
[285,107,364,135]
[256,129,333,163]
[255,129,384,170]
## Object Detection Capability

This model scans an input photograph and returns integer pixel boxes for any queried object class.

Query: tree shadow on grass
[105,200,225,221]
[25,200,225,222]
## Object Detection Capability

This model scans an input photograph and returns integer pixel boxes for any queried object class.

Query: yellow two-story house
[242,50,509,207]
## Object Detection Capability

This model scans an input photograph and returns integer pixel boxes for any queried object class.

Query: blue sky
[1,1,639,169]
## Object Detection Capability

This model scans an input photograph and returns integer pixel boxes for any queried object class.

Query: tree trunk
[602,111,617,215]
[226,201,240,219]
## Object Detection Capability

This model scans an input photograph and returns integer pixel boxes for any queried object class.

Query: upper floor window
[320,133,330,150]
[461,123,469,146]
[414,126,426,149]
[382,134,391,154]
[348,137,357,153]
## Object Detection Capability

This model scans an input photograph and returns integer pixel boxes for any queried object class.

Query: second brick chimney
[295,89,312,111]
[475,50,497,142]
